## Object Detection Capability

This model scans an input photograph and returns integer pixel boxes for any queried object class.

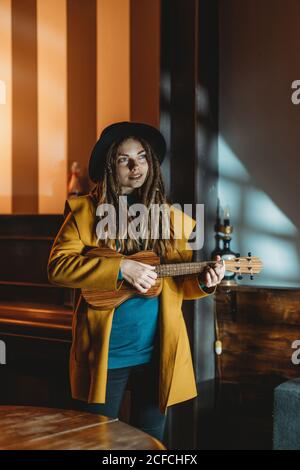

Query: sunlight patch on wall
[219,137,249,181]
[218,135,300,287]
[245,189,297,237]
[240,230,300,287]
[217,178,242,225]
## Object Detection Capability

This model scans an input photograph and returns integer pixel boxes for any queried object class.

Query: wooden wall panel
[215,285,300,449]
[67,0,96,189]
[12,0,38,214]
[130,0,160,126]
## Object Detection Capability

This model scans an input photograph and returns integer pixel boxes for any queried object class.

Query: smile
[129,174,142,180]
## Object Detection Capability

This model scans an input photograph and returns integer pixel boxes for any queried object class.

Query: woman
[47,121,225,445]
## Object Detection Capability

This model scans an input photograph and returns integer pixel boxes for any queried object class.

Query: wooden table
[0,406,166,450]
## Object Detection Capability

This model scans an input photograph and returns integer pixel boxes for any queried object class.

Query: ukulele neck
[155,261,218,277]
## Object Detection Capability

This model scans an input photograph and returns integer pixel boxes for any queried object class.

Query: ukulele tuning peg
[236,252,240,258]
[250,274,254,280]
[237,274,243,280]
[248,251,252,257]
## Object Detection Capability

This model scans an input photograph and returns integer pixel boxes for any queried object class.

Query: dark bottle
[211,233,222,259]
[221,236,237,281]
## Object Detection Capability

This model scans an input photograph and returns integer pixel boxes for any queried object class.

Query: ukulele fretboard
[155,261,216,277]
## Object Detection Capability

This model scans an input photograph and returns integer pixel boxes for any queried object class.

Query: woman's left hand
[199,255,225,288]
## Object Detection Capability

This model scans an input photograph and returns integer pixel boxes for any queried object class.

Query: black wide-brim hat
[88,121,167,183]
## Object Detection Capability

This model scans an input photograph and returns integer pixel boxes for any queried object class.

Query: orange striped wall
[37,0,67,214]
[67,0,96,195]
[130,0,160,125]
[96,0,131,135]
[0,0,160,214]
[0,0,12,214]
[12,0,38,214]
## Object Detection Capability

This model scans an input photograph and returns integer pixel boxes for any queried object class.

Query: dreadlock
[90,136,175,259]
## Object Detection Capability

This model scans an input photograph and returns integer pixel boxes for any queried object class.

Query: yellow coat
[47,195,215,415]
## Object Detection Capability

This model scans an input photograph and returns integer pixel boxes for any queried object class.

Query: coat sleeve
[170,206,217,300]
[176,246,217,300]
[47,201,124,290]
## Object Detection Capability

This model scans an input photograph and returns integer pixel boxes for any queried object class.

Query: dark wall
[219,0,300,287]
[160,0,219,450]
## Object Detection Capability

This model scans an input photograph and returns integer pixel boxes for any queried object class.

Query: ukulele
[81,247,263,309]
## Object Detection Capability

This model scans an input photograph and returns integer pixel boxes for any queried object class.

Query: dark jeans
[78,356,167,444]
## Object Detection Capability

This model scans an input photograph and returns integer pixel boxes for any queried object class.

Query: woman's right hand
[120,259,158,293]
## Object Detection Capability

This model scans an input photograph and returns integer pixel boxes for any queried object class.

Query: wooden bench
[0,214,131,422]
[0,214,75,408]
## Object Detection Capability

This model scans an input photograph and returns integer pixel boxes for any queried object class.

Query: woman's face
[115,138,149,194]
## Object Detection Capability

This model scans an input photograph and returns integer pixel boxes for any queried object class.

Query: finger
[134,281,148,293]
[213,266,223,278]
[137,262,156,270]
[209,268,218,284]
[205,271,212,287]
[139,278,152,289]
[137,286,148,293]
[141,274,156,287]
[141,270,156,281]
[145,270,158,280]
[212,259,224,270]
[217,266,225,280]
